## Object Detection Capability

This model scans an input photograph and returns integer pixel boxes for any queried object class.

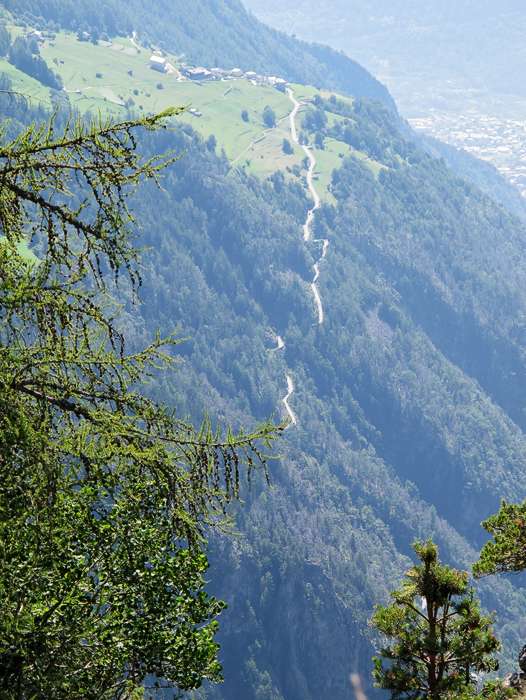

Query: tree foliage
[282,138,293,155]
[8,36,62,89]
[474,500,526,578]
[262,105,276,128]
[372,541,500,699]
[0,105,279,698]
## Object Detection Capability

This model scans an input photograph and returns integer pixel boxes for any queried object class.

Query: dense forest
[3,1,526,698]
[130,107,526,700]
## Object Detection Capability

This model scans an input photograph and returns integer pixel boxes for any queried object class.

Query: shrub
[282,138,293,155]
[262,105,276,128]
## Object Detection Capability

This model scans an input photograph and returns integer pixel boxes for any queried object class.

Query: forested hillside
[419,134,526,221]
[107,103,526,697]
[3,2,526,698]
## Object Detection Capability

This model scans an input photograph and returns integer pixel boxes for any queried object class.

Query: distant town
[410,111,526,198]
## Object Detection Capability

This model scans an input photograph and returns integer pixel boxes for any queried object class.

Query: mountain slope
[242,0,526,200]
[419,134,526,221]
[4,9,526,700]
[125,116,526,698]
[4,0,395,108]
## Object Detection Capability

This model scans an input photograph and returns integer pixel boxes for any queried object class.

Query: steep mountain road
[311,238,329,324]
[130,31,140,50]
[268,333,297,427]
[270,89,329,428]
[282,374,298,426]
[286,87,328,325]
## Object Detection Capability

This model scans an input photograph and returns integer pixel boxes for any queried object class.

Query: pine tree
[262,105,276,128]
[282,137,293,154]
[372,541,500,699]
[474,500,526,578]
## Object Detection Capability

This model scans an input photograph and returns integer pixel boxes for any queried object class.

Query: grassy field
[39,33,296,163]
[290,82,353,108]
[0,57,52,108]
[312,138,351,204]
[1,29,379,202]
[234,108,303,177]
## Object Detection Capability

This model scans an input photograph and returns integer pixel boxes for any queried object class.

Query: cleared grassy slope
[3,0,396,109]
[0,29,379,201]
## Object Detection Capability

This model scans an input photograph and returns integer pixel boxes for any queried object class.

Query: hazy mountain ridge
[241,0,526,96]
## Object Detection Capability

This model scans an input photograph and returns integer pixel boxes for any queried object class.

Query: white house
[150,55,167,73]
[27,29,44,42]
[184,67,213,80]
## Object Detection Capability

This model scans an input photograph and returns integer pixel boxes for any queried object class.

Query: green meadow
[2,29,382,201]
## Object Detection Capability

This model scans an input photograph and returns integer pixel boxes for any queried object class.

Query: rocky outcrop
[505,645,526,694]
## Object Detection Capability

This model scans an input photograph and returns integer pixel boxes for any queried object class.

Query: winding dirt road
[272,88,329,427]
[269,335,297,427]
[287,87,328,325]
[282,374,298,426]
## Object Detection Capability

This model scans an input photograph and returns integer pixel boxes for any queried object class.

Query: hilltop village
[23,27,289,95]
[148,50,287,88]
[148,51,287,117]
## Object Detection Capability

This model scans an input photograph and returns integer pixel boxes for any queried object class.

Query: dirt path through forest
[272,89,329,427]
[287,87,328,324]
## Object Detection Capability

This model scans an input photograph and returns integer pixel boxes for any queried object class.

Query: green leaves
[0,416,226,695]
[474,500,526,578]
[0,111,279,696]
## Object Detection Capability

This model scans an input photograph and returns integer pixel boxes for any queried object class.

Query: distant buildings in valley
[410,111,526,198]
